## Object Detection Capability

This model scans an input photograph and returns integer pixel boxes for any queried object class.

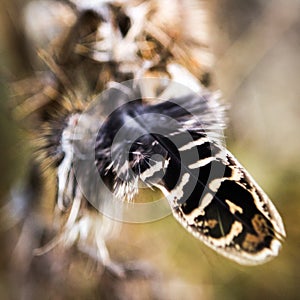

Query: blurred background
[0,0,300,299]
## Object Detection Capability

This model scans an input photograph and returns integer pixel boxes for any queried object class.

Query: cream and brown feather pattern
[14,0,285,277]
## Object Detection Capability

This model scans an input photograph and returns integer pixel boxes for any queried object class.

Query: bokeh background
[0,0,300,299]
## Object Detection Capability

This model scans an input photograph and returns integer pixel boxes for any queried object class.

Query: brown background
[0,0,300,299]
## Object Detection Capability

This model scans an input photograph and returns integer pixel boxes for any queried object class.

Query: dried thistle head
[7,0,285,288]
